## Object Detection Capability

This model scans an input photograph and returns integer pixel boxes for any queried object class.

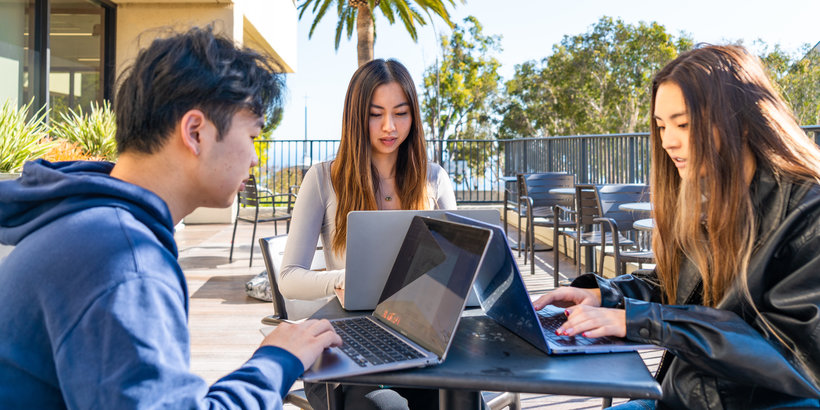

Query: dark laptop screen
[444,212,550,353]
[374,217,490,357]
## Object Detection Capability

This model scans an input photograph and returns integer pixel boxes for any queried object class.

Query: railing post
[547,138,553,172]
[580,138,588,184]
[628,137,636,183]
[439,139,444,165]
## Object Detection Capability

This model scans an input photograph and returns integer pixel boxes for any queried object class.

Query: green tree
[760,43,820,126]
[422,16,501,140]
[498,17,692,139]
[421,16,501,183]
[298,0,462,67]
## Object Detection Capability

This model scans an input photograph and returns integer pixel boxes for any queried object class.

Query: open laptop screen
[445,212,551,352]
[374,217,491,357]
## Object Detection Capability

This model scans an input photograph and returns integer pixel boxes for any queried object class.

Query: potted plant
[50,101,117,161]
[0,99,54,180]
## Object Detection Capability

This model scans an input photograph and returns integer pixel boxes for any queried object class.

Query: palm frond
[413,0,455,28]
[306,0,336,38]
[333,6,356,50]
[378,0,396,25]
[391,1,420,41]
[345,7,356,39]
[302,0,460,52]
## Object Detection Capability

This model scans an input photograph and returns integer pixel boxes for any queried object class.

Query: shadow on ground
[190,274,267,305]
[178,256,231,270]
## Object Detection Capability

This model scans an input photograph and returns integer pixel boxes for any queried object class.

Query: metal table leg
[439,389,483,410]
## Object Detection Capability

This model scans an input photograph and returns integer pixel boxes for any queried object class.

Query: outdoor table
[620,202,652,213]
[634,218,655,231]
[309,298,662,410]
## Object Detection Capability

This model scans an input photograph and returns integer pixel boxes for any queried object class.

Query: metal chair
[518,172,575,280]
[258,235,326,325]
[593,184,654,276]
[483,391,522,410]
[229,174,296,267]
[553,184,604,280]
[501,174,522,250]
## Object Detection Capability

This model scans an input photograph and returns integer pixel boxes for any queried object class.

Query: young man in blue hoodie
[0,26,341,408]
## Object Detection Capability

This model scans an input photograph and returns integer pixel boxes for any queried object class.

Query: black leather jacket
[573,168,820,409]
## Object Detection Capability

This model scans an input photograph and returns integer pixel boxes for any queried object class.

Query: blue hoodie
[0,160,303,409]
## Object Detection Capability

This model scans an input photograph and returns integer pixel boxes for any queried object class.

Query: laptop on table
[302,216,493,381]
[341,209,501,310]
[445,212,659,355]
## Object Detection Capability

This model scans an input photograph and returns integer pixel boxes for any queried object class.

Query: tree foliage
[498,17,692,139]
[421,15,501,140]
[421,16,501,182]
[759,43,820,126]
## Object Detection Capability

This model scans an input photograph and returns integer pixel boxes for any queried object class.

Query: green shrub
[51,101,117,161]
[0,99,54,173]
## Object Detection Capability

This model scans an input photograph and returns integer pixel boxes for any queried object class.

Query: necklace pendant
[384,195,392,202]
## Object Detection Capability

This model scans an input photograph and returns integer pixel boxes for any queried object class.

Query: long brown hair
[330,59,429,254]
[650,45,820,306]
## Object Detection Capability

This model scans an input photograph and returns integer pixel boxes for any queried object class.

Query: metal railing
[502,125,820,184]
[503,133,651,185]
[253,138,503,203]
[255,125,819,205]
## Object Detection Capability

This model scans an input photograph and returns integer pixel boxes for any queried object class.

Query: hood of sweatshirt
[0,159,176,256]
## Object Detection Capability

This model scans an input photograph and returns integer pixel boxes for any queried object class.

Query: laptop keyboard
[332,317,426,367]
[536,309,610,346]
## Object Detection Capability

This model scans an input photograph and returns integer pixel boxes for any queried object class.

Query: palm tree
[298,0,462,67]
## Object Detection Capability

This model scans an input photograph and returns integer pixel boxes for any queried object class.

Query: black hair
[114,25,285,154]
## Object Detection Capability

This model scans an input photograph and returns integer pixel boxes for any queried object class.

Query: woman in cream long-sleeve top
[280,58,456,410]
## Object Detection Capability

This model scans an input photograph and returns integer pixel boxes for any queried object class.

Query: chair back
[574,184,601,233]
[259,235,290,319]
[238,174,262,207]
[520,172,575,217]
[258,235,326,321]
[594,184,651,234]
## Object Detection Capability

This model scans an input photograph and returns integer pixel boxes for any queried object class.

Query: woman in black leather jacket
[535,45,820,409]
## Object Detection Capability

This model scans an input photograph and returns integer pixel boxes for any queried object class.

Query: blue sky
[273,0,819,141]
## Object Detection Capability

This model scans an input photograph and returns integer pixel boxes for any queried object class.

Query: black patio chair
[501,174,522,249]
[229,174,296,267]
[594,184,654,276]
[553,184,604,282]
[518,172,575,278]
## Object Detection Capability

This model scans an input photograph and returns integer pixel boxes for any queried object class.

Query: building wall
[114,2,236,79]
[114,0,297,79]
[240,0,297,72]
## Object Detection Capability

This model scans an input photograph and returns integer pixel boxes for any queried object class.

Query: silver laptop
[302,216,493,381]
[445,212,660,355]
[342,209,501,310]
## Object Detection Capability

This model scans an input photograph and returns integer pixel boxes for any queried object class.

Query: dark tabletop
[310,299,662,400]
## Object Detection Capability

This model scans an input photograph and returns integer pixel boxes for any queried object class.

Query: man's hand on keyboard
[261,319,342,370]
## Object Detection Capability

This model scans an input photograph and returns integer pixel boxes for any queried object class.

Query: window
[0,0,113,117]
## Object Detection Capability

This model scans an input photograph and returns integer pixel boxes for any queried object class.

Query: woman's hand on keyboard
[555,305,626,338]
[533,286,601,310]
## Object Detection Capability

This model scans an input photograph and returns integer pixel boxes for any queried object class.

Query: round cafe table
[619,202,652,213]
[633,218,655,231]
